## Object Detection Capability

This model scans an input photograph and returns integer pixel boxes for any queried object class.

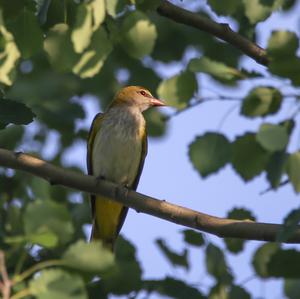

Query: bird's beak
[150,97,166,107]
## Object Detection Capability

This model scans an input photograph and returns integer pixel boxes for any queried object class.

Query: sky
[56,1,300,298]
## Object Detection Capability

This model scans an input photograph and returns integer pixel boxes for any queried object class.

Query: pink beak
[150,97,166,107]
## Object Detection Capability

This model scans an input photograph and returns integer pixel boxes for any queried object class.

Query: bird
[87,86,166,251]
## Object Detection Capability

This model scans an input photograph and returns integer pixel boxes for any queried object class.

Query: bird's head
[112,86,166,112]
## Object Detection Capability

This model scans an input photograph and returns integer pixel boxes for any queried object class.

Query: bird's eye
[140,90,147,96]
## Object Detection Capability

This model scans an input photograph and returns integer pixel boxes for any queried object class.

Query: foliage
[0,0,300,298]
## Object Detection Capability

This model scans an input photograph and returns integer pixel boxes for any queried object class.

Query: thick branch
[157,0,269,66]
[0,148,299,243]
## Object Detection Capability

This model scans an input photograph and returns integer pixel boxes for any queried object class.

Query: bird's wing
[115,128,148,235]
[87,112,104,219]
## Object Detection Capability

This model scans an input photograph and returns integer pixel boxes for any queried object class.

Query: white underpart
[92,105,145,186]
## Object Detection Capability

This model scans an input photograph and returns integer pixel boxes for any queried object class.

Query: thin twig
[157,0,269,66]
[0,251,11,299]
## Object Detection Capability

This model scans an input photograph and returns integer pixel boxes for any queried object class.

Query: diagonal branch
[0,148,299,243]
[157,0,269,66]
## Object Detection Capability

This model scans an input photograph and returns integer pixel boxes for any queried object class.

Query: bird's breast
[92,108,145,187]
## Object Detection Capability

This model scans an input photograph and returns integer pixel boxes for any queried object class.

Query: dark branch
[0,148,299,243]
[157,0,269,66]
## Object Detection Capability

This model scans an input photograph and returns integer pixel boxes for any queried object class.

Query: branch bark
[157,0,269,66]
[0,148,299,243]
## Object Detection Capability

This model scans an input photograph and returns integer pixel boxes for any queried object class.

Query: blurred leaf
[189,132,231,178]
[144,277,205,299]
[35,0,52,24]
[229,285,251,299]
[0,12,21,85]
[121,11,157,59]
[71,5,93,53]
[188,57,244,83]
[207,0,241,15]
[157,71,197,109]
[144,109,167,137]
[241,87,282,118]
[30,177,51,200]
[256,123,289,152]
[7,9,43,59]
[29,269,87,299]
[224,208,256,254]
[267,31,300,85]
[243,0,284,24]
[232,133,270,181]
[89,0,105,31]
[156,239,189,270]
[277,209,300,242]
[182,229,205,247]
[252,243,279,278]
[285,279,300,299]
[266,151,288,189]
[135,0,161,11]
[206,243,233,284]
[101,236,142,294]
[44,23,78,72]
[24,199,74,247]
[268,249,300,278]
[0,98,35,129]
[208,284,228,299]
[73,27,112,78]
[63,240,114,273]
[0,125,24,149]
[287,152,300,193]
[105,0,127,17]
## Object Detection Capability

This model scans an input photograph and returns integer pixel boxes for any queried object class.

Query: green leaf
[105,0,127,17]
[0,12,21,85]
[44,23,78,72]
[267,31,300,85]
[90,0,105,31]
[121,11,157,59]
[241,87,282,118]
[182,229,205,247]
[224,208,256,254]
[73,27,112,78]
[256,123,289,152]
[277,209,300,242]
[0,125,24,149]
[144,109,167,137]
[188,57,244,83]
[24,199,74,247]
[101,236,142,294]
[189,133,231,178]
[268,249,300,278]
[232,133,270,181]
[207,0,241,15]
[63,240,114,273]
[144,277,205,299]
[268,31,298,57]
[243,0,284,24]
[266,151,288,189]
[208,284,228,299]
[29,269,87,299]
[157,71,197,109]
[0,98,35,129]
[206,243,233,284]
[156,239,189,270]
[287,152,300,193]
[285,279,300,299]
[252,243,279,278]
[71,5,93,53]
[229,285,251,299]
[7,9,43,59]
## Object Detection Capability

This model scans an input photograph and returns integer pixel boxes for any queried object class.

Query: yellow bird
[87,86,165,250]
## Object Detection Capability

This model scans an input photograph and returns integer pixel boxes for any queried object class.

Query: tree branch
[0,148,299,243]
[157,0,269,66]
